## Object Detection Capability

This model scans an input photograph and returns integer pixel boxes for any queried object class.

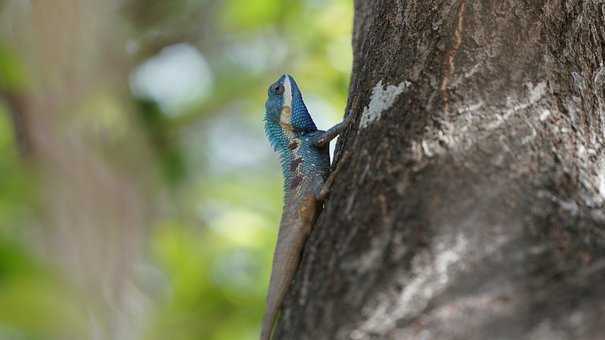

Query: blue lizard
[261,74,351,340]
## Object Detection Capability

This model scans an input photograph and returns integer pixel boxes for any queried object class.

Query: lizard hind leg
[316,150,351,201]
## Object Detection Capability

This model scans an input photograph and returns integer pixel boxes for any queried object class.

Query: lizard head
[264,74,317,152]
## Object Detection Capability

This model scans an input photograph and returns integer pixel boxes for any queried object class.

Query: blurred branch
[1,91,33,157]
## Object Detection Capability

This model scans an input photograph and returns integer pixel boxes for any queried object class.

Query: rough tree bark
[277,1,605,339]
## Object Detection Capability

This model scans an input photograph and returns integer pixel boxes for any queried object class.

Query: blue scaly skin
[261,74,350,340]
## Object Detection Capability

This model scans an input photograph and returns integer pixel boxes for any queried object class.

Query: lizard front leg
[312,111,354,149]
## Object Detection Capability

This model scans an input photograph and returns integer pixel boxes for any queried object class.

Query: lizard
[260,74,351,340]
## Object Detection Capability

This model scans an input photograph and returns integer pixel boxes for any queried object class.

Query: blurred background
[0,1,352,339]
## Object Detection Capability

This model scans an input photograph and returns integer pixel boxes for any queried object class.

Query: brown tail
[260,304,278,340]
[260,220,310,340]
[260,193,318,340]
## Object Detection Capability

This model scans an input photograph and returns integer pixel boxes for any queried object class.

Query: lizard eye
[271,84,284,95]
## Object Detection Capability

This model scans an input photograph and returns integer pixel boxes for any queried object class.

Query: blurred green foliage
[0,45,27,92]
[0,1,352,339]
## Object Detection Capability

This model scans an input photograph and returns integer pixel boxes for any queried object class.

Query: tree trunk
[277,1,605,339]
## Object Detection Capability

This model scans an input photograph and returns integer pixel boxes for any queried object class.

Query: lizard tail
[259,246,298,340]
[260,195,317,340]
[260,305,277,340]
[260,224,310,340]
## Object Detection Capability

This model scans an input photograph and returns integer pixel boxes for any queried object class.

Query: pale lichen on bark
[359,80,410,129]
